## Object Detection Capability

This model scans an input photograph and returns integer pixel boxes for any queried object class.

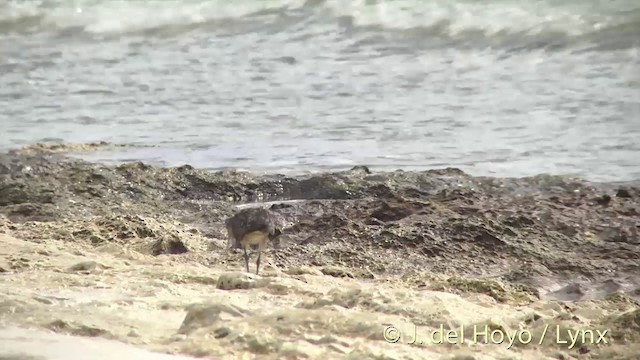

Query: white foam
[322,0,615,36]
[1,0,625,37]
[1,0,307,34]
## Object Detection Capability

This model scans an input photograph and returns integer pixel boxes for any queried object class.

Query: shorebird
[225,207,282,275]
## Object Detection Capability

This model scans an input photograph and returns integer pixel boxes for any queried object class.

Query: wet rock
[364,217,385,226]
[0,163,9,175]
[363,183,394,198]
[321,266,354,279]
[213,326,231,339]
[348,165,371,175]
[93,215,156,241]
[148,236,189,256]
[598,227,634,244]
[46,319,110,338]
[601,279,624,294]
[0,183,54,206]
[473,228,506,248]
[32,296,55,305]
[2,203,59,223]
[284,266,322,276]
[619,205,639,216]
[502,214,535,228]
[116,161,152,173]
[177,303,246,335]
[578,346,591,355]
[373,230,431,251]
[67,260,103,273]
[175,164,194,172]
[216,272,262,290]
[595,194,612,206]
[523,312,544,325]
[290,214,349,235]
[269,203,293,210]
[296,176,353,200]
[370,199,418,222]
[548,283,586,301]
[616,188,632,198]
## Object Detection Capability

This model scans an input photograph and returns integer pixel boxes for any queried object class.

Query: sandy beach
[1,143,639,359]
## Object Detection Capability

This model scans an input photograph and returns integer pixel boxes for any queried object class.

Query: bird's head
[269,227,282,240]
[269,227,283,249]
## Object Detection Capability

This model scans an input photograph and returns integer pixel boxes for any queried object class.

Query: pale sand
[0,326,200,360]
[0,233,634,360]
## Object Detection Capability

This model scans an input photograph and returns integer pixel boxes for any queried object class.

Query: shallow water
[1,0,639,181]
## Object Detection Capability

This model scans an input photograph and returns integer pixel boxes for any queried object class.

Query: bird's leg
[255,248,262,275]
[243,245,250,273]
[256,240,266,275]
[273,238,280,260]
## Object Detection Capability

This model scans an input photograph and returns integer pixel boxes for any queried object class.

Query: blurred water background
[1,0,639,181]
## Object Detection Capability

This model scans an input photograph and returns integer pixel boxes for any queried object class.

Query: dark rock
[149,236,189,256]
[67,261,100,272]
[549,283,586,301]
[503,215,535,228]
[270,203,293,210]
[598,228,632,243]
[365,217,385,226]
[349,165,371,175]
[214,326,231,339]
[364,184,394,198]
[578,346,590,355]
[616,188,632,198]
[178,303,245,335]
[474,229,506,248]
[46,319,109,338]
[370,200,417,222]
[0,183,54,206]
[297,175,353,200]
[595,194,612,206]
[321,266,354,278]
[601,279,624,293]
[2,203,59,222]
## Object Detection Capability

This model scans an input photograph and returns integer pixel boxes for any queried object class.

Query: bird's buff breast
[241,231,269,245]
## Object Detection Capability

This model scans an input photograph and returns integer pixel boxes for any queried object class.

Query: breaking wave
[1,0,639,46]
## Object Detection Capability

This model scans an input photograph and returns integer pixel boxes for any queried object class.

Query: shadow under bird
[225,207,282,275]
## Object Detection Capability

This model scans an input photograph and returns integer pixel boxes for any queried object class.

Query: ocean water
[1,0,639,181]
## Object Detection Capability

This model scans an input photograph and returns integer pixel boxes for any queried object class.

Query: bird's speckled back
[225,207,278,248]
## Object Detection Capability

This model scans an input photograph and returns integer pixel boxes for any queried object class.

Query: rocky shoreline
[1,143,639,359]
